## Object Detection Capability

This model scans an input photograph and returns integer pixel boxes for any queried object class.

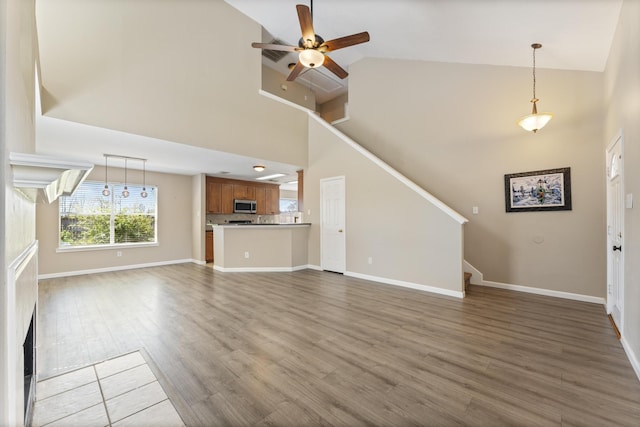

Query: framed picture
[504,167,572,212]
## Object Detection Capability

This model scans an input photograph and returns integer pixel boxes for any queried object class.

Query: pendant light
[102,155,110,196]
[122,158,129,198]
[518,43,553,133]
[140,160,148,198]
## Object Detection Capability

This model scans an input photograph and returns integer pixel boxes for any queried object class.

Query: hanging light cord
[532,46,537,101]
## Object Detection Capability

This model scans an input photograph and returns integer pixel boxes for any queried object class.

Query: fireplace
[3,241,39,426]
[23,311,36,423]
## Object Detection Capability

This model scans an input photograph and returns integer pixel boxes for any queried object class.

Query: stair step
[464,272,472,291]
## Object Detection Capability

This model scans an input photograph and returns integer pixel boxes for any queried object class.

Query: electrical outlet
[117,251,122,257]
[244,251,250,259]
[368,257,373,265]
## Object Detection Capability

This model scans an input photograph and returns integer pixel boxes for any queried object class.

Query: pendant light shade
[140,160,148,198]
[122,158,129,198]
[102,154,147,198]
[518,43,553,133]
[102,155,110,196]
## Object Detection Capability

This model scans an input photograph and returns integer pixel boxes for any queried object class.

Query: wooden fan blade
[251,42,299,52]
[286,61,305,81]
[323,55,348,79]
[296,4,316,47]
[320,32,370,52]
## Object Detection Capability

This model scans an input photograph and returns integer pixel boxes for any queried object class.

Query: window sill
[56,242,159,253]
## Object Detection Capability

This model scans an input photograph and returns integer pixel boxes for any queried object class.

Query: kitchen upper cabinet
[266,186,280,215]
[233,184,255,200]
[206,179,233,214]
[206,181,221,214]
[255,186,266,215]
[221,184,233,213]
[206,177,278,215]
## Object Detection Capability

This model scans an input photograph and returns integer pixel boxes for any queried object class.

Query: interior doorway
[606,132,624,332]
[320,176,346,273]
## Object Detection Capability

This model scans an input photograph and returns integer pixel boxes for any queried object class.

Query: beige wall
[604,0,640,372]
[338,58,605,298]
[305,116,465,293]
[36,166,193,276]
[191,174,206,263]
[35,0,309,168]
[319,93,348,123]
[262,66,316,110]
[1,0,38,423]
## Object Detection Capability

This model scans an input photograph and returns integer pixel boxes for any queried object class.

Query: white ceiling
[36,0,623,186]
[228,0,622,102]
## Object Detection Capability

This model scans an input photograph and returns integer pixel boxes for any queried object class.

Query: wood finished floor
[38,264,640,426]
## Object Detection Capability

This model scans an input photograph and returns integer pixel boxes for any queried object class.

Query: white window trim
[56,242,159,253]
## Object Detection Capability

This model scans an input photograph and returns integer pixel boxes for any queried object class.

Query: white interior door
[321,176,345,273]
[606,134,624,329]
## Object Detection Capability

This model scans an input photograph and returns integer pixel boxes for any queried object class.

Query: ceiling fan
[251,3,370,82]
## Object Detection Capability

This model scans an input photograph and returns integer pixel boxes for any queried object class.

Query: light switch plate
[472,206,479,214]
[626,193,633,209]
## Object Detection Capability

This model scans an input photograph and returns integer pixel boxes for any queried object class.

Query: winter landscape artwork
[504,167,572,212]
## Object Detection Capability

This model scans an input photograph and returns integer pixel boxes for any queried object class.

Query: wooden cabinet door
[233,184,256,200]
[255,186,266,215]
[221,184,234,214]
[207,181,222,214]
[266,186,280,214]
[205,231,213,262]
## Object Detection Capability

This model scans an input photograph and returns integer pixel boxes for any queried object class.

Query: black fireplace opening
[23,311,36,421]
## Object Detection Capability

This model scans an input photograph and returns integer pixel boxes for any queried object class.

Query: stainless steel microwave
[234,199,257,214]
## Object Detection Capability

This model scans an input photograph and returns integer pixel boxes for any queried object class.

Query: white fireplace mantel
[9,152,93,204]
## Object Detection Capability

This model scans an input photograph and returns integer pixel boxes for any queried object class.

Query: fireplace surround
[3,241,39,426]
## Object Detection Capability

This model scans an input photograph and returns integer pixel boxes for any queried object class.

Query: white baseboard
[479,280,606,305]
[212,265,309,273]
[621,336,640,383]
[38,259,195,280]
[346,271,464,299]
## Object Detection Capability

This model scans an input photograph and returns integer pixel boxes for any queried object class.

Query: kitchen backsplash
[207,212,303,225]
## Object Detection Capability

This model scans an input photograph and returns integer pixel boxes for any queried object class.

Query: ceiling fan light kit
[251,3,369,82]
[518,43,553,133]
[299,48,325,68]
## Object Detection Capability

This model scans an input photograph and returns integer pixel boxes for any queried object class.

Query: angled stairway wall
[303,110,469,297]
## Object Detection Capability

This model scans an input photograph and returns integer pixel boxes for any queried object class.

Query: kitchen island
[212,223,310,272]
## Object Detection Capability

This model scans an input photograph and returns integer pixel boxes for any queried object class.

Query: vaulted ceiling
[35,0,623,182]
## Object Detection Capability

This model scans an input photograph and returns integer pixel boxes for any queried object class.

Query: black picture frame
[504,167,572,212]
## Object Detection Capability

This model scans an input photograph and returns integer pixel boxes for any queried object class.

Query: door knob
[338,229,343,233]
[613,245,622,252]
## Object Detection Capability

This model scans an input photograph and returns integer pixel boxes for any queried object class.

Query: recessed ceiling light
[253,165,266,172]
[287,180,298,184]
[256,173,285,181]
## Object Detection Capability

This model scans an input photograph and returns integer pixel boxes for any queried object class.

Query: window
[279,198,298,213]
[59,181,157,249]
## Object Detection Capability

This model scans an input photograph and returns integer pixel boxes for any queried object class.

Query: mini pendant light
[102,155,110,196]
[518,43,553,133]
[140,160,148,198]
[122,158,129,198]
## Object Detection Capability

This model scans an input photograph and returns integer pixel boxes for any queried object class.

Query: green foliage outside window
[59,181,157,248]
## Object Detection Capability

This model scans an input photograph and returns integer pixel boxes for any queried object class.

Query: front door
[606,134,624,329]
[321,176,346,273]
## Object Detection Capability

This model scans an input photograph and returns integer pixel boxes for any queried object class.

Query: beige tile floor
[32,351,184,427]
